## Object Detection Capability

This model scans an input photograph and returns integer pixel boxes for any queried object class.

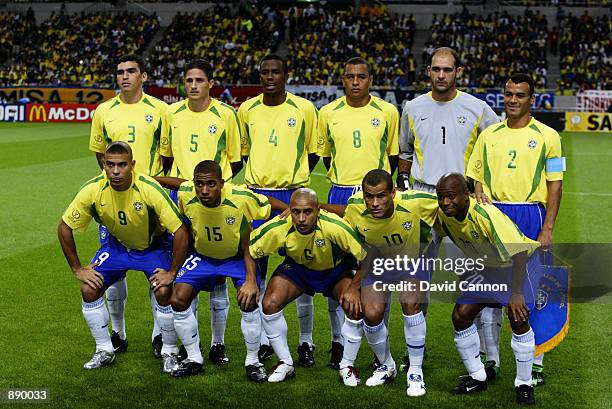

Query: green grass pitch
[0,122,610,408]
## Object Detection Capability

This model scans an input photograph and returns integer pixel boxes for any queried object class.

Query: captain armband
[545,157,566,173]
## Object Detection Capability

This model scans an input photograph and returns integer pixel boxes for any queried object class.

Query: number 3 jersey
[62,172,183,250]
[89,93,168,176]
[399,91,499,186]
[177,182,271,260]
[238,92,318,188]
[318,95,399,186]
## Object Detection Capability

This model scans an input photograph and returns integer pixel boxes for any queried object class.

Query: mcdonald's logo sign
[27,104,48,122]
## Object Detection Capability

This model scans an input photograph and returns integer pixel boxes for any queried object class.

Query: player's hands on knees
[149,268,175,291]
[76,262,104,290]
[237,281,259,311]
[278,208,291,219]
[340,286,362,319]
[508,292,529,323]
[473,191,491,204]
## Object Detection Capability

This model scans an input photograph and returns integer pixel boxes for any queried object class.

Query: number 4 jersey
[399,91,499,186]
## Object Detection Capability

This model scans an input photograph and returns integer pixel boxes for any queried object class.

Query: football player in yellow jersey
[160,59,243,366]
[435,174,539,404]
[153,161,287,380]
[238,55,320,367]
[467,73,565,387]
[322,170,437,394]
[89,54,169,358]
[58,142,188,372]
[249,189,366,383]
[318,57,399,368]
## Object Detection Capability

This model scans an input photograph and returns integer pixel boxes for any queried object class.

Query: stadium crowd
[558,12,611,91]
[0,9,159,86]
[147,4,283,86]
[427,9,550,89]
[286,4,416,87]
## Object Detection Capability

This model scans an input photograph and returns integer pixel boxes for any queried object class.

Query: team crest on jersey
[458,115,467,125]
[208,125,217,134]
[134,202,143,211]
[226,216,235,225]
[528,139,537,149]
[535,288,548,310]
[144,114,153,123]
[402,221,413,230]
[315,239,326,247]
[177,268,186,278]
[287,117,297,127]
[371,118,381,127]
[470,231,479,239]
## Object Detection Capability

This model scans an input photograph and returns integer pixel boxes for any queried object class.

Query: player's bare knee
[363,304,385,326]
[262,293,283,315]
[401,302,421,316]
[154,286,172,306]
[80,284,103,303]
[452,305,474,331]
[170,293,190,312]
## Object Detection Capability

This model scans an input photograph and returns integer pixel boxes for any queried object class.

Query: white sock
[105,278,127,339]
[210,283,229,346]
[262,310,292,366]
[149,288,161,340]
[296,293,314,345]
[173,307,203,364]
[534,353,544,367]
[383,301,391,329]
[241,309,262,366]
[481,306,503,367]
[190,293,199,321]
[157,304,178,355]
[82,298,113,353]
[339,317,363,368]
[404,311,426,376]
[328,297,344,344]
[454,324,486,381]
[511,328,535,387]
[474,310,486,359]
[258,279,269,346]
[364,320,394,368]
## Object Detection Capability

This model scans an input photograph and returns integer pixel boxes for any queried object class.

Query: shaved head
[436,173,469,193]
[436,173,470,220]
[290,188,319,207]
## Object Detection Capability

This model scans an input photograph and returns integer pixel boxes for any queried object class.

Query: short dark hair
[184,59,214,81]
[429,47,462,69]
[260,54,286,74]
[362,169,393,192]
[194,160,223,180]
[106,141,132,159]
[506,73,535,96]
[344,56,372,75]
[117,54,146,73]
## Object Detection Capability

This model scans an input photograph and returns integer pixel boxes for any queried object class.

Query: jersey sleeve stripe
[149,119,162,175]
[231,189,268,207]
[291,120,306,185]
[250,219,288,245]
[319,213,363,244]
[138,176,182,220]
[377,125,388,169]
[473,204,511,260]
[214,130,227,163]
[526,144,547,201]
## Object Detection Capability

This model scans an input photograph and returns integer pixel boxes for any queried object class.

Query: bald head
[290,188,319,207]
[436,173,470,220]
[290,188,319,234]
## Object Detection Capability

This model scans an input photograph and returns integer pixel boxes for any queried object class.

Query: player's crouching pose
[249,188,366,382]
[156,160,288,381]
[58,142,188,370]
[436,174,540,405]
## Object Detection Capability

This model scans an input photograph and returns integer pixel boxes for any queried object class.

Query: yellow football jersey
[467,118,563,204]
[178,182,271,260]
[436,197,540,267]
[238,92,318,188]
[318,95,399,185]
[89,93,168,176]
[249,210,365,271]
[161,98,241,181]
[62,172,183,250]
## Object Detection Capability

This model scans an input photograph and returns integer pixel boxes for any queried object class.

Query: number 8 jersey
[399,91,499,186]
